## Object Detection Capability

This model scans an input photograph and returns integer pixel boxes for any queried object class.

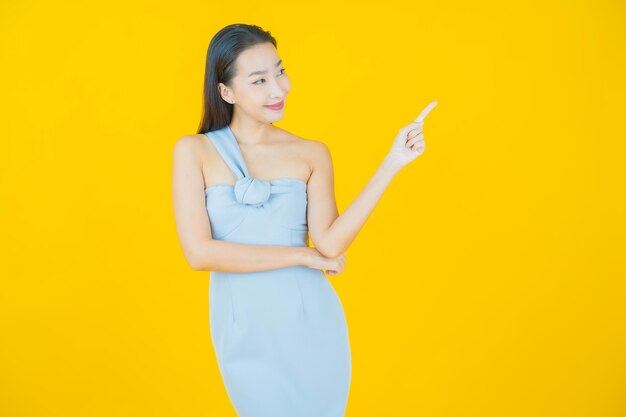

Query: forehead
[235,43,280,72]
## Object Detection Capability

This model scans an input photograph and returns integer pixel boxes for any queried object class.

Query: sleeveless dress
[204,125,352,417]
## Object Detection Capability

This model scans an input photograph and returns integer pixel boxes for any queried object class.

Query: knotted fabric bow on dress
[234,176,271,207]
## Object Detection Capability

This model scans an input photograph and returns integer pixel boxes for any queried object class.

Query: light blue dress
[204,124,352,417]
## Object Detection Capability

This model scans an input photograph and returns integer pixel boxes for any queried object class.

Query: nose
[268,77,286,99]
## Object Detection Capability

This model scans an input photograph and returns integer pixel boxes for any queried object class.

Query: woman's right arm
[172,135,331,273]
[189,239,310,272]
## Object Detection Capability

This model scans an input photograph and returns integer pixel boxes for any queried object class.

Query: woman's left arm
[306,146,400,259]
[307,101,438,258]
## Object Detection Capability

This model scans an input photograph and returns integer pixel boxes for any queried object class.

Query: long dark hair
[196,24,278,134]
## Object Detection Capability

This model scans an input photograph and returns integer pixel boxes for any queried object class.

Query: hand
[386,100,438,170]
[302,247,347,276]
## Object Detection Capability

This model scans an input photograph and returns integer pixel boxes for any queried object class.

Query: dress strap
[204,125,272,207]
[204,125,249,181]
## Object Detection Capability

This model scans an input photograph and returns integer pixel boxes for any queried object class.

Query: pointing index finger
[415,100,438,123]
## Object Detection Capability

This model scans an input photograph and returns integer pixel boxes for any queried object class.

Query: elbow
[189,257,205,271]
[324,248,344,259]
[186,241,213,271]
[186,251,204,271]
[315,240,342,259]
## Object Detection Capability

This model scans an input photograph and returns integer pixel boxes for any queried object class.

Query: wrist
[381,154,403,176]
[294,246,311,266]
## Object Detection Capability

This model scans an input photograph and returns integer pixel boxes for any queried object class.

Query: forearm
[192,239,308,272]
[319,155,401,258]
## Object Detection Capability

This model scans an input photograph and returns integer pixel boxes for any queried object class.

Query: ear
[218,83,234,104]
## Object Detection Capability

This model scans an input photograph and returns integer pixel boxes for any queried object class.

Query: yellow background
[1,0,625,416]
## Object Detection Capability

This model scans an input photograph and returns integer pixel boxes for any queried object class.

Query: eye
[253,68,287,85]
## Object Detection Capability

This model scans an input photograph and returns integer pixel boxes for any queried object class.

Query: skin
[172,42,437,276]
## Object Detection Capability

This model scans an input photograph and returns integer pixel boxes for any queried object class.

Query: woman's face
[219,42,291,124]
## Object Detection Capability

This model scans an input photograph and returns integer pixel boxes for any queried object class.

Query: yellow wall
[1,0,625,416]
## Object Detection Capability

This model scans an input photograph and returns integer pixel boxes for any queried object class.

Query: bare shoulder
[173,133,207,152]
[274,127,330,168]
[174,134,203,152]
[172,133,210,165]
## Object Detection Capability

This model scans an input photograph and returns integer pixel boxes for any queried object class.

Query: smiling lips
[265,100,284,110]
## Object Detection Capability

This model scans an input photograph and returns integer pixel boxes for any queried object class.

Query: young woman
[172,23,436,417]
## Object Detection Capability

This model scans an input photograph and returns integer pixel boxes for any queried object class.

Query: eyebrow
[248,59,282,77]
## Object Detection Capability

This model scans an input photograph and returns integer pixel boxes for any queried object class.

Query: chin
[265,112,285,123]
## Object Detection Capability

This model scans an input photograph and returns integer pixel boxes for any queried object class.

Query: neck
[229,113,274,146]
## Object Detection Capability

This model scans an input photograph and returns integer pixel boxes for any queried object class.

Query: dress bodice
[204,125,309,246]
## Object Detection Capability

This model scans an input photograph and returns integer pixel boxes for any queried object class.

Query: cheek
[244,89,265,104]
[281,76,292,93]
